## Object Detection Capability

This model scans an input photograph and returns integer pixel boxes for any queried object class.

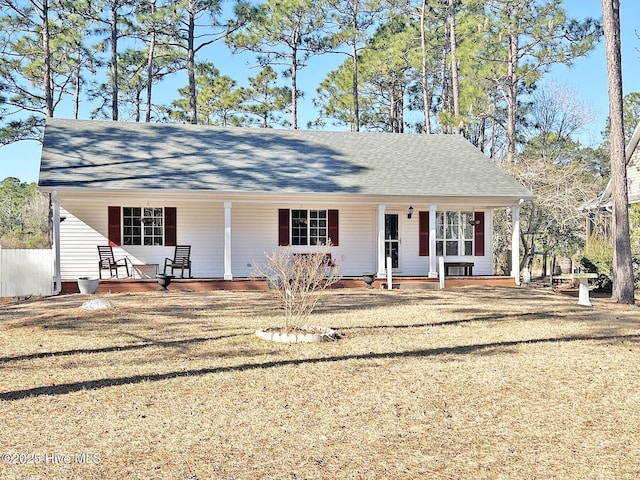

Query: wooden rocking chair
[98,246,130,279]
[163,245,192,278]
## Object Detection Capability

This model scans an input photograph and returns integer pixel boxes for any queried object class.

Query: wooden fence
[0,249,53,297]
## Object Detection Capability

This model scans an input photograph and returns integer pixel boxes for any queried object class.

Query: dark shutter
[278,209,290,246]
[328,209,339,246]
[108,206,121,247]
[474,211,485,256]
[419,211,429,256]
[165,207,177,246]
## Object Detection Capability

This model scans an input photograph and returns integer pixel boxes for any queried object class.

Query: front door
[385,213,399,269]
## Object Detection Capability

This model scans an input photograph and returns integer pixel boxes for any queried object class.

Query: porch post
[51,191,62,295]
[377,204,386,277]
[511,204,521,285]
[224,201,233,280]
[428,204,438,278]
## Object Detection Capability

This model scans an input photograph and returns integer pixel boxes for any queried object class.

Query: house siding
[57,195,495,279]
[230,203,376,278]
[629,149,640,203]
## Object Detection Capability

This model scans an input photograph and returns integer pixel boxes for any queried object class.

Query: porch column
[377,204,386,277]
[428,204,438,278]
[224,201,233,280]
[51,191,62,295]
[511,204,521,285]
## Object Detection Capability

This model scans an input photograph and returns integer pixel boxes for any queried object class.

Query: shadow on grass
[0,333,248,364]
[2,333,639,402]
[336,309,564,331]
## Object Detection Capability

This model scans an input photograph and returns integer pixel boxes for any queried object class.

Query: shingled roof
[39,118,533,200]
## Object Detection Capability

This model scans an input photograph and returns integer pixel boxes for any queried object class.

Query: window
[291,209,327,246]
[123,207,164,246]
[436,211,473,256]
[279,209,338,247]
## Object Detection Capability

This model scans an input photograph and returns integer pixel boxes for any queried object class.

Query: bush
[581,237,640,291]
[253,244,342,330]
[0,233,50,249]
[581,238,613,291]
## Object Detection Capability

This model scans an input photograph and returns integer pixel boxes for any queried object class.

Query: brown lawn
[0,286,639,480]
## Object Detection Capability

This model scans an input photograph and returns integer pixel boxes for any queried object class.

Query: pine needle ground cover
[1,287,639,480]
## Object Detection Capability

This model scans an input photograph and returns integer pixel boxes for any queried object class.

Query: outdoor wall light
[407,206,414,219]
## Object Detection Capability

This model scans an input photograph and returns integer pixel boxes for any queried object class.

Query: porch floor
[61,276,517,294]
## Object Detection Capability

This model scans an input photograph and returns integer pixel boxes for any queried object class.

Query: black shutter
[165,207,177,246]
[108,206,121,246]
[328,209,339,246]
[474,211,485,256]
[278,209,290,246]
[419,211,429,256]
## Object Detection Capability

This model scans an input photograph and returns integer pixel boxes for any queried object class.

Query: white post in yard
[439,256,445,289]
[223,201,233,280]
[386,256,393,290]
[511,204,521,286]
[377,204,386,278]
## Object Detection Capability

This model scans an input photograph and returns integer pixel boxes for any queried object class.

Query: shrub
[581,237,640,291]
[253,244,342,330]
[581,238,613,291]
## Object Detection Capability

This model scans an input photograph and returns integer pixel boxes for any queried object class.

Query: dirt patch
[0,287,639,479]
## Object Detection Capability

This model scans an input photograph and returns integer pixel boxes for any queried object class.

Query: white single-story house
[586,121,640,241]
[597,121,640,207]
[38,118,534,291]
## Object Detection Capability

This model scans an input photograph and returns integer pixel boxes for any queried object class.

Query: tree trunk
[420,0,431,134]
[440,42,450,134]
[506,12,518,164]
[448,0,460,134]
[602,0,635,304]
[187,4,197,124]
[134,90,141,122]
[489,102,496,159]
[351,40,359,132]
[73,65,81,119]
[41,0,53,117]
[110,1,119,121]
[145,0,157,123]
[351,0,360,132]
[291,31,299,130]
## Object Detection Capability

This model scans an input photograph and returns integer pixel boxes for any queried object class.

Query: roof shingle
[39,118,534,200]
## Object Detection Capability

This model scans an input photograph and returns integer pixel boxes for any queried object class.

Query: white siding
[59,199,226,279]
[231,203,377,277]
[399,206,493,276]
[57,195,497,279]
[629,149,640,202]
[59,204,111,279]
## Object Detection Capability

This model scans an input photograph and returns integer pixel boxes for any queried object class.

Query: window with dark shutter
[109,206,176,246]
[279,208,338,246]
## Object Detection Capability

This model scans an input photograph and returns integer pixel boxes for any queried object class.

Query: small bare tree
[253,244,341,331]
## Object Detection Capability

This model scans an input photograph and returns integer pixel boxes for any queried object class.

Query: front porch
[61,275,518,294]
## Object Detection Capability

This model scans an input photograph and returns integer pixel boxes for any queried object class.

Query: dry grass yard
[0,286,639,480]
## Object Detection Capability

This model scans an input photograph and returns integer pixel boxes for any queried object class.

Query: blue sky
[1,0,639,183]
